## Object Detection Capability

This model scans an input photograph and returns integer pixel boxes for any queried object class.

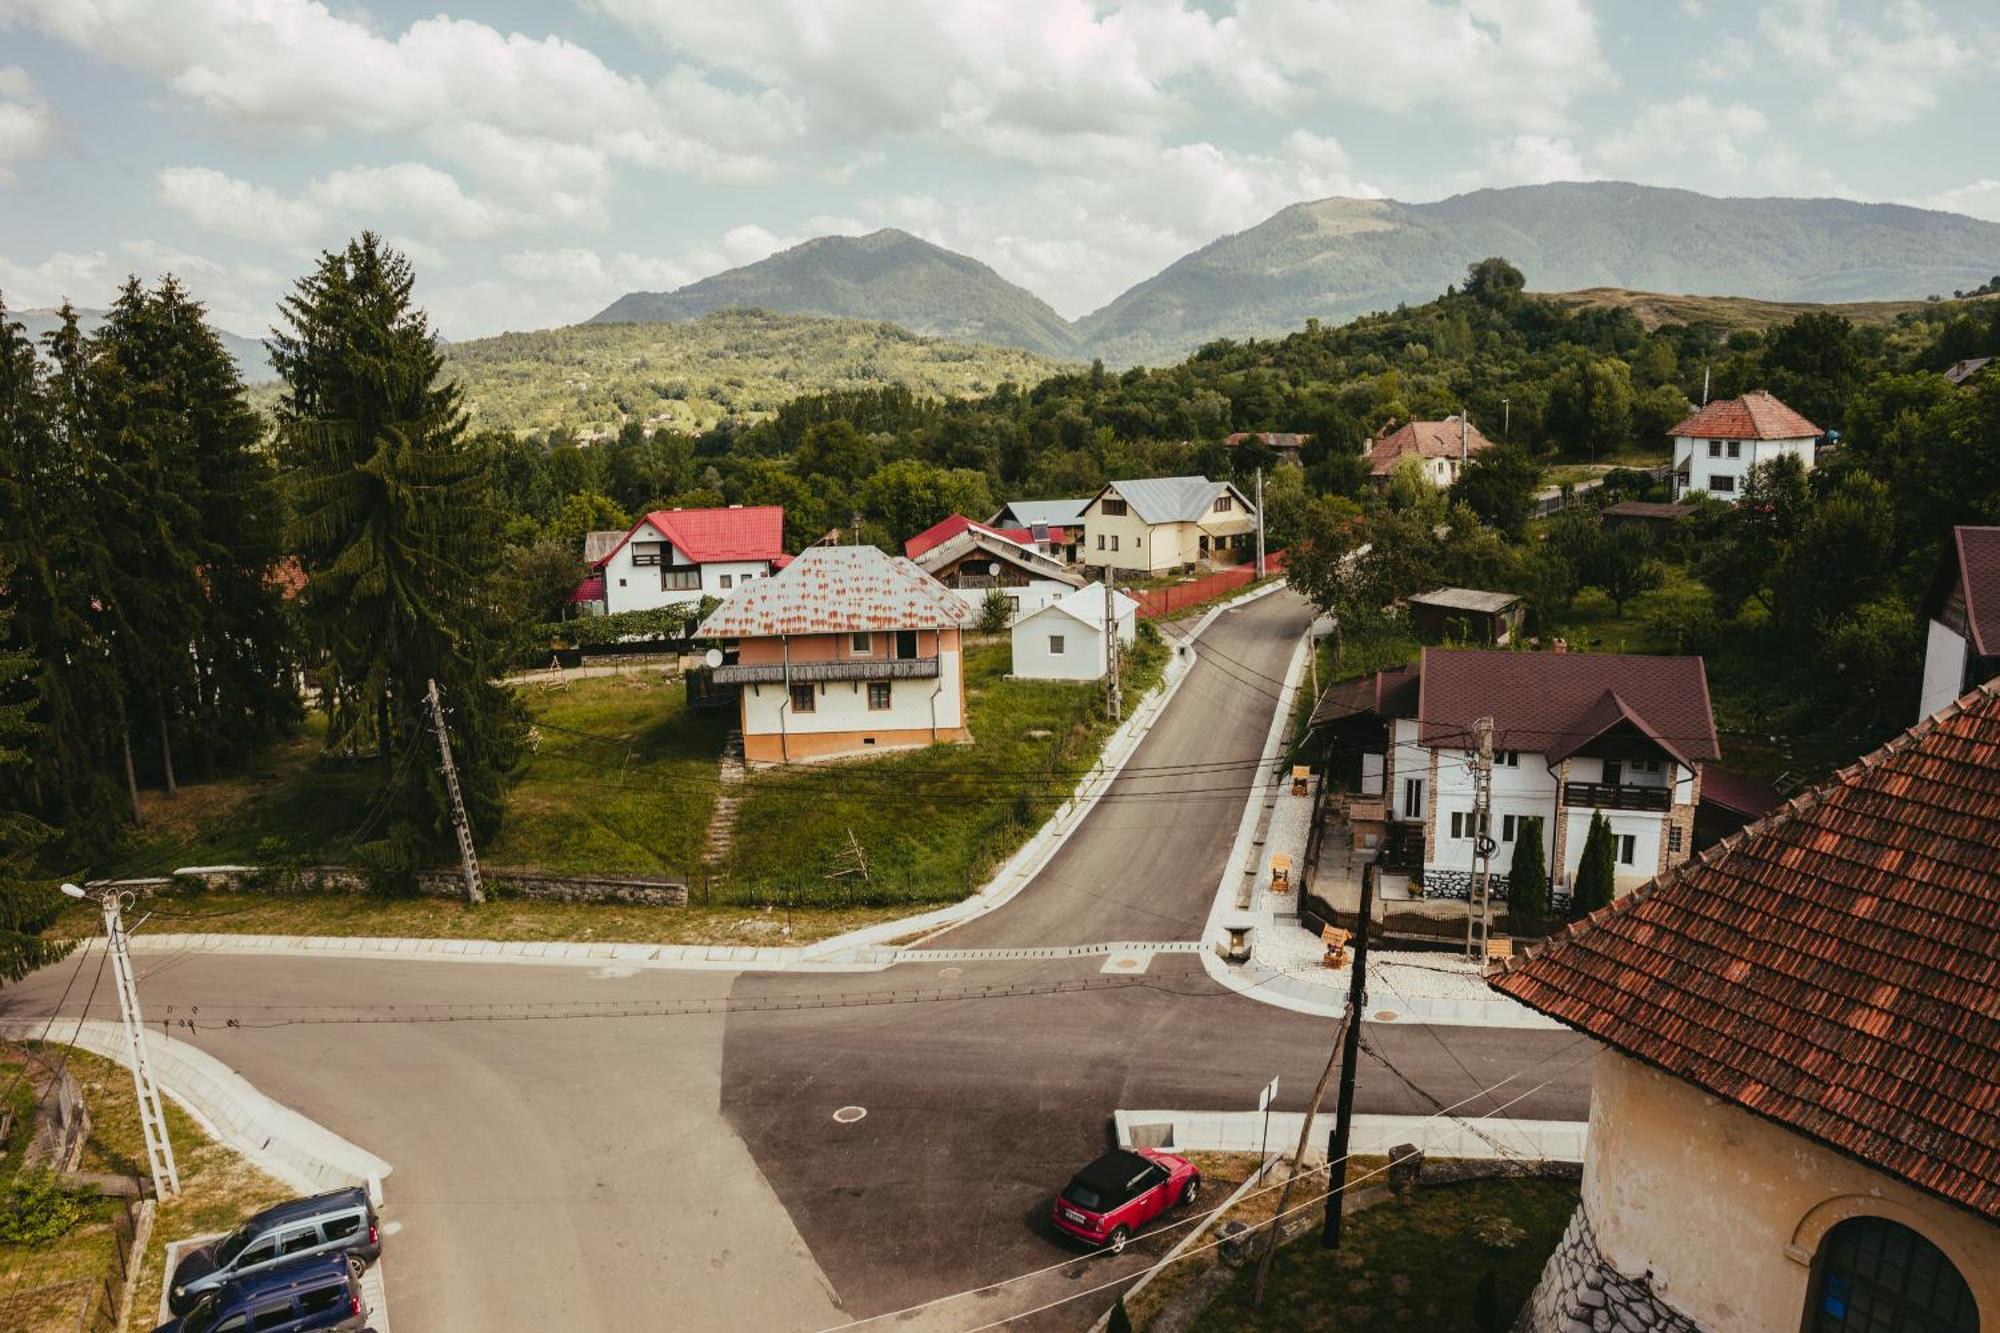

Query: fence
[1130,550,1287,620]
[0,1202,141,1333]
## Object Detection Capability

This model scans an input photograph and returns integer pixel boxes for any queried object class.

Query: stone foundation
[1516,1206,1705,1333]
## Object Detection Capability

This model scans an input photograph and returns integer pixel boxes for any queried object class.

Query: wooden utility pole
[1324,864,1375,1248]
[1103,567,1122,722]
[1466,715,1495,960]
[1252,1005,1353,1305]
[426,678,485,905]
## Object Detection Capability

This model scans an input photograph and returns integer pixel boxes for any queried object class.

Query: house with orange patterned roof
[1491,683,2000,1333]
[1668,389,1820,503]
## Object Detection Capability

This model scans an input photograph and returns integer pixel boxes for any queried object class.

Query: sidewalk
[1115,1107,1588,1163]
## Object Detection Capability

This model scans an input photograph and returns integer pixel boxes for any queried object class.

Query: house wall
[1920,618,1974,720]
[947,577,1076,625]
[1388,718,1428,822]
[1426,748,1561,879]
[1557,1050,2000,1333]
[1012,610,1106,681]
[1079,491,1256,574]
[601,525,773,614]
[735,628,967,762]
[1671,434,1815,503]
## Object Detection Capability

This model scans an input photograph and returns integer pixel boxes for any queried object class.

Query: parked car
[1050,1147,1201,1252]
[156,1251,368,1333]
[168,1188,380,1315]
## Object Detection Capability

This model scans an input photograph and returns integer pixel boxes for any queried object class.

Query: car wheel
[348,1254,368,1280]
[1106,1226,1130,1255]
[1181,1175,1202,1207]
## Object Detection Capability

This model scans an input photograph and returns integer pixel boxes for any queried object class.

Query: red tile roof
[1666,390,1820,441]
[1366,416,1495,475]
[903,514,1054,561]
[1416,648,1719,764]
[567,574,605,604]
[594,506,785,569]
[1493,684,2000,1220]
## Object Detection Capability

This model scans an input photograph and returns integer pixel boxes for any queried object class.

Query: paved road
[0,585,1595,1332]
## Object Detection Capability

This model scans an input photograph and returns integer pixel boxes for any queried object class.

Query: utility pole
[1701,365,1711,406]
[1254,466,1266,578]
[1102,566,1122,722]
[1324,863,1374,1248]
[1502,397,1511,441]
[426,678,485,905]
[1252,1005,1352,1306]
[1465,716,1495,960]
[61,883,178,1199]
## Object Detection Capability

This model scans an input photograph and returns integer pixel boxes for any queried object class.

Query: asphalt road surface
[1,587,1596,1331]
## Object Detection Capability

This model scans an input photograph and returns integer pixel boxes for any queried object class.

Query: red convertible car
[1050,1148,1202,1252]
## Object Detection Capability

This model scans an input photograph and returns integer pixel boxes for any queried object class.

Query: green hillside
[590,228,1080,359]
[1546,286,1997,332]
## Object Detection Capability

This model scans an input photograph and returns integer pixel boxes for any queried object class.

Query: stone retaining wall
[1516,1206,1705,1333]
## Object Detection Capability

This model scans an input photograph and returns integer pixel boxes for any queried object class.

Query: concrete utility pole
[61,882,179,1199]
[1102,567,1122,722]
[1252,1005,1353,1306]
[1324,863,1375,1249]
[426,678,485,905]
[1253,466,1266,579]
[1466,715,1496,960]
[1502,397,1511,441]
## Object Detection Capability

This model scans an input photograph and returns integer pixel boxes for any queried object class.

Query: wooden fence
[1129,550,1287,620]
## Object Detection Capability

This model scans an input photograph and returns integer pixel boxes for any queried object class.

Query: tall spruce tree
[1569,812,1616,921]
[1506,816,1549,938]
[0,560,72,984]
[272,235,520,872]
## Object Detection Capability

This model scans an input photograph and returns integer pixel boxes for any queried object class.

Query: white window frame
[1048,634,1066,655]
[849,632,871,657]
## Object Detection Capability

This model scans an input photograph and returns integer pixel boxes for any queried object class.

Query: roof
[1944,356,1992,387]
[1416,648,1719,764]
[1018,583,1138,632]
[1941,526,2000,657]
[594,505,785,569]
[696,544,970,638]
[908,519,1081,586]
[993,498,1090,528]
[1666,390,1820,441]
[904,514,1061,562]
[1696,765,1782,818]
[1366,415,1495,474]
[1095,476,1251,525]
[1223,431,1309,450]
[1407,587,1520,615]
[1307,665,1418,729]
[582,529,626,565]
[1067,1149,1159,1205]
[1600,500,1697,522]
[567,574,606,604]
[1492,684,2000,1221]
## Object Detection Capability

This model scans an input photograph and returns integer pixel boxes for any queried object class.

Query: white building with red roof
[1668,389,1820,503]
[591,505,786,615]
[903,514,1082,624]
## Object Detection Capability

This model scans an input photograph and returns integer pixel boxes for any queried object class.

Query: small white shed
[1012,584,1139,681]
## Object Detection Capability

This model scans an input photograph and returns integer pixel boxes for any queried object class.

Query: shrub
[1506,817,1549,938]
[1569,813,1616,920]
[978,589,1013,634]
[0,1171,86,1245]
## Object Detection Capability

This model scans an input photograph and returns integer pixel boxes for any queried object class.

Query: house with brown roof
[1668,390,1819,503]
[1223,431,1309,464]
[1365,414,1495,488]
[1492,683,2000,1333]
[1307,647,1717,907]
[697,544,972,764]
[1920,526,2000,720]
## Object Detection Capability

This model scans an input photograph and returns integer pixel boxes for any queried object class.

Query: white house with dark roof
[1918,525,2000,720]
[1078,476,1256,575]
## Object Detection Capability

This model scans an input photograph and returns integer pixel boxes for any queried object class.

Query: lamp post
[61,882,180,1199]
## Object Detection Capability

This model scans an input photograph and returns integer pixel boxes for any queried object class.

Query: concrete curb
[1115,1108,1589,1162]
[0,1018,392,1202]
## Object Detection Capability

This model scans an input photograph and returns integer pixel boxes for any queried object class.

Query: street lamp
[67,881,180,1199]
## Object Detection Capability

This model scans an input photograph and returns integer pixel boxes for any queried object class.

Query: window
[297,1287,347,1316]
[1497,751,1520,767]
[278,1226,319,1256]
[662,568,700,590]
[617,578,627,587]
[323,1216,361,1241]
[1048,634,1066,655]
[1451,812,1487,839]
[1102,498,1128,516]
[1450,812,1464,839]
[1726,440,1741,459]
[850,632,871,656]
[251,1306,296,1332]
[1617,834,1636,866]
[894,630,919,659]
[1806,1216,1978,1333]
[789,683,815,714]
[1603,759,1623,786]
[631,542,666,567]
[1710,474,1737,493]
[238,1240,275,1269]
[1632,758,1664,776]
[1402,778,1423,819]
[1096,534,1106,550]
[867,682,892,710]
[719,573,733,590]
[1109,534,1120,551]
[1707,440,1722,457]
[1668,824,1683,853]
[1501,814,1517,842]
[1213,495,1233,512]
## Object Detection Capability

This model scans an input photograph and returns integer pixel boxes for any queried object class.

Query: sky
[1,0,1996,341]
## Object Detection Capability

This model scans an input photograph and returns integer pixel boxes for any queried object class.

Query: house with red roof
[903,515,1083,624]
[1920,525,2000,720]
[1365,414,1495,488]
[1307,647,1717,907]
[589,505,786,615]
[1668,389,1820,503]
[1492,683,2000,1333]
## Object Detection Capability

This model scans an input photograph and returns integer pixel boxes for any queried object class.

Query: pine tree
[1569,812,1616,920]
[0,560,72,984]
[273,234,522,870]
[1506,815,1549,937]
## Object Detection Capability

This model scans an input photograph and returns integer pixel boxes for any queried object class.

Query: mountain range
[590,182,2000,365]
[13,306,279,383]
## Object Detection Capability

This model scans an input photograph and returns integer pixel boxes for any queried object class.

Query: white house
[1364,415,1496,488]
[1011,583,1138,682]
[1918,524,2000,719]
[697,544,972,765]
[1078,476,1256,576]
[904,514,1083,624]
[1668,390,1819,502]
[1311,648,1717,905]
[593,505,787,614]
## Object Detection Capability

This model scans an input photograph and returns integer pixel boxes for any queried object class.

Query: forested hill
[15,305,277,383]
[589,229,1079,359]
[1075,184,2000,364]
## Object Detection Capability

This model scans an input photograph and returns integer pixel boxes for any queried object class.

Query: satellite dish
[704,648,724,669]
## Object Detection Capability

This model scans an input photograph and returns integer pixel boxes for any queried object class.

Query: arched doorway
[1807,1216,1980,1332]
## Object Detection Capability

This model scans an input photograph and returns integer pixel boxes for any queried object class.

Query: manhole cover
[1374,1010,1400,1022]
[939,966,962,980]
[833,1105,868,1125]
[1113,957,1139,970]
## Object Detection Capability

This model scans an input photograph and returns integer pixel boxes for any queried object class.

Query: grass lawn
[1189,1175,1579,1332]
[722,636,1167,907]
[0,1045,293,1333]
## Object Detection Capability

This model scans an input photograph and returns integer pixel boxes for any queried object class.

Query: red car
[1050,1148,1202,1253]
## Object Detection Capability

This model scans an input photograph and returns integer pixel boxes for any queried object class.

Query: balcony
[711,657,941,686]
[1563,782,1671,812]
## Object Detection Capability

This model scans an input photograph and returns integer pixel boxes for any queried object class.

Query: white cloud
[157,164,548,251]
[1911,179,2000,224]
[1691,33,1755,81]
[1757,0,1985,128]
[1592,96,1843,197]
[1446,134,1594,194]
[0,240,279,333]
[0,66,52,183]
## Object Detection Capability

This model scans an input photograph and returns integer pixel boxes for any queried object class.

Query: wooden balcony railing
[1563,782,1671,812]
[711,658,941,686]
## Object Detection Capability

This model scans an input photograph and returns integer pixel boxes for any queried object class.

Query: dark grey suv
[168,1188,380,1315]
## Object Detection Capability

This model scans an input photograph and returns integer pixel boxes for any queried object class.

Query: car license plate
[1063,1209,1088,1224]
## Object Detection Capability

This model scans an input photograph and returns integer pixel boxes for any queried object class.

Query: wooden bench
[1321,925,1351,969]
[1291,765,1311,797]
[1486,937,1513,962]
[1269,854,1292,894]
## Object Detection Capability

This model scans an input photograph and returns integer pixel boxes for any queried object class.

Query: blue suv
[154,1252,369,1333]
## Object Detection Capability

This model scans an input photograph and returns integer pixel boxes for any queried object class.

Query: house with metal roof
[696,544,972,764]
[1492,683,2000,1333]
[591,505,786,615]
[1077,476,1256,575]
[1404,587,1524,646]
[1668,390,1819,503]
[904,515,1083,625]
[1919,525,2000,720]
[1011,583,1138,682]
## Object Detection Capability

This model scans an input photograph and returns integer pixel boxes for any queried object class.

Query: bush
[0,1171,87,1245]
[978,588,1013,634]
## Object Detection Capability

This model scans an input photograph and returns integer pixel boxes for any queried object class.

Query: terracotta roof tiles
[1366,416,1495,474]
[1666,390,1820,441]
